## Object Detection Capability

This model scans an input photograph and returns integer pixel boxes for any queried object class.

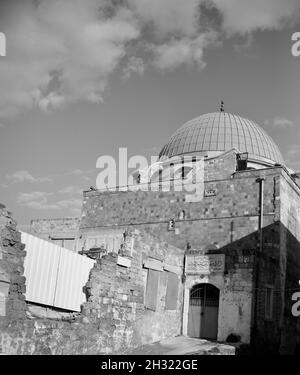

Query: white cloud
[17,190,82,212]
[59,185,82,195]
[6,170,52,184]
[67,168,94,183]
[150,32,217,71]
[0,0,140,117]
[128,0,201,40]
[17,191,57,210]
[210,0,300,35]
[273,117,295,128]
[122,57,145,80]
[284,144,300,171]
[56,198,82,210]
[287,145,300,158]
[0,0,299,117]
[265,117,295,128]
[68,169,86,176]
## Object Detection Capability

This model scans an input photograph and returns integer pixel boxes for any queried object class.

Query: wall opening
[187,283,219,340]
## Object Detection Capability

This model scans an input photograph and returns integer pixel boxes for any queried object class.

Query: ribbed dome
[159,112,284,166]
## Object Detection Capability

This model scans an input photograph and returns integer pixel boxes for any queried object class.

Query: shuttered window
[165,272,179,310]
[265,286,274,320]
[145,269,160,311]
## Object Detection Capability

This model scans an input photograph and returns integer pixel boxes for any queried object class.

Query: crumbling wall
[0,205,27,321]
[82,230,184,352]
[0,209,184,354]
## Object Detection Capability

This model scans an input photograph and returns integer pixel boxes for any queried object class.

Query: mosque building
[30,105,300,354]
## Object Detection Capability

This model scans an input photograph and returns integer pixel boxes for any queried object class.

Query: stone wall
[183,248,254,344]
[80,166,281,252]
[82,230,184,352]
[0,210,184,354]
[277,172,300,354]
[30,217,80,236]
[80,164,300,354]
[0,205,27,321]
[30,217,80,251]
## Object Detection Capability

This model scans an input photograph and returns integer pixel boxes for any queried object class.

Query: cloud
[67,168,94,183]
[17,191,57,210]
[6,170,52,184]
[286,144,300,158]
[55,198,82,210]
[150,32,217,71]
[17,190,82,212]
[122,56,145,80]
[0,0,140,117]
[284,144,300,170]
[273,117,295,128]
[128,0,201,40]
[210,0,300,35]
[68,169,87,176]
[265,117,295,128]
[1,0,299,117]
[59,185,83,195]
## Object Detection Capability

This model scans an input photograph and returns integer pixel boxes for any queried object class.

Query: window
[265,286,274,320]
[165,272,179,310]
[178,210,186,220]
[145,269,160,311]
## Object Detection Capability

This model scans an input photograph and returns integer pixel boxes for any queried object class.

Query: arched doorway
[187,283,220,340]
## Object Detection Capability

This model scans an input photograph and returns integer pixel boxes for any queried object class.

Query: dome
[159,112,284,166]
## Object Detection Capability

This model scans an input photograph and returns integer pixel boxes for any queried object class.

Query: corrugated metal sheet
[21,231,95,312]
[53,248,95,311]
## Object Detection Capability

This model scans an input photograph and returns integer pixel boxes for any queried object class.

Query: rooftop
[159,112,284,166]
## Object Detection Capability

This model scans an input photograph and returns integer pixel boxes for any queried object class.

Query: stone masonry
[79,150,300,354]
[0,206,185,354]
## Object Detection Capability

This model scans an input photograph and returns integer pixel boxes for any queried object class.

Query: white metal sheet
[54,249,94,311]
[21,231,95,312]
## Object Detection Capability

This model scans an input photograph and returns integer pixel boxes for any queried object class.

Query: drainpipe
[252,177,265,351]
[181,251,187,336]
[257,178,265,255]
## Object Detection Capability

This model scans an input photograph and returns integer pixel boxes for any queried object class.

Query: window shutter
[145,269,160,311]
[165,272,179,310]
[265,286,273,320]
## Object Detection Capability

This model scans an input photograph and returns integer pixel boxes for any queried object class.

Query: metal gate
[187,284,219,340]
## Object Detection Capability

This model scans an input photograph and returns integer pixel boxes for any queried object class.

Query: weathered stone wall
[82,230,184,352]
[183,248,254,344]
[81,164,300,354]
[0,205,27,321]
[81,166,281,252]
[30,217,80,236]
[277,172,300,354]
[251,222,284,353]
[30,217,80,252]
[245,171,300,354]
[0,212,184,354]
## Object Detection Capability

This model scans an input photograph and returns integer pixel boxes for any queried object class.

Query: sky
[0,0,299,226]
